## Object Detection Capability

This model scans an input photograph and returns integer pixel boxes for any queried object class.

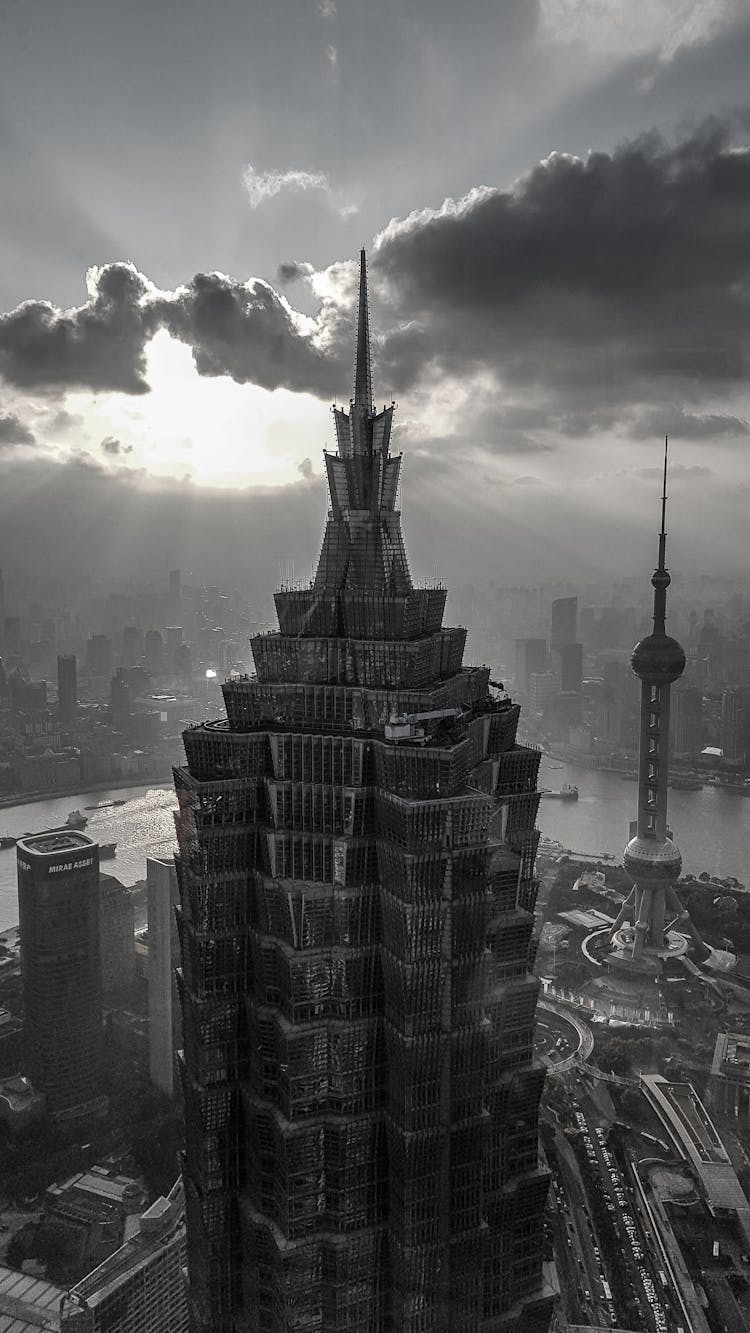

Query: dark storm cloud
[152,272,346,394]
[627,406,749,440]
[373,116,750,407]
[0,265,347,398]
[2,115,750,416]
[0,262,155,394]
[0,412,35,446]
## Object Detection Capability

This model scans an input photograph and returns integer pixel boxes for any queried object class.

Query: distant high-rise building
[16,832,104,1117]
[144,629,164,676]
[721,688,748,764]
[514,637,547,692]
[10,673,47,714]
[60,1178,188,1333]
[146,856,180,1097]
[110,672,132,732]
[86,634,113,678]
[57,654,78,724]
[174,642,192,681]
[99,874,136,1001]
[529,670,559,714]
[121,625,143,668]
[169,569,181,602]
[3,615,20,655]
[671,686,703,758]
[165,626,183,651]
[550,596,577,651]
[175,253,553,1332]
[554,641,583,694]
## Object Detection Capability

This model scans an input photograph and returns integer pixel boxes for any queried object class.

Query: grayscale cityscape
[1,4,750,1333]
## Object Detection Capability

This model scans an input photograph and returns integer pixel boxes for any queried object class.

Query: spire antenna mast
[353,248,373,413]
[659,434,668,571]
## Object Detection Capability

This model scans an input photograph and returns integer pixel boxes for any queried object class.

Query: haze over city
[1,0,750,595]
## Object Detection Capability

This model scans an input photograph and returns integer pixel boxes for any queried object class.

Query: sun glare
[64,330,331,489]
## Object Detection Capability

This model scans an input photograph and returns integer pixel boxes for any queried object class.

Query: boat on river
[541,784,579,801]
[24,810,89,837]
[84,799,127,811]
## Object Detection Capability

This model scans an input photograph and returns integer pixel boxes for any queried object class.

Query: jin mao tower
[175,253,553,1333]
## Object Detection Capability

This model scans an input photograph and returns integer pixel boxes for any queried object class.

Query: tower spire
[353,248,373,412]
[652,435,670,637]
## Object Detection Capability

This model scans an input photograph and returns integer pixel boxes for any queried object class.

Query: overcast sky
[2,0,750,595]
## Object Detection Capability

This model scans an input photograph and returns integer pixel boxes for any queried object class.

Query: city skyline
[0,2,749,590]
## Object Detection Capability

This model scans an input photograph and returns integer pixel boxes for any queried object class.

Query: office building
[528,670,558,715]
[170,569,182,602]
[99,874,136,1001]
[550,596,577,651]
[121,625,143,669]
[553,641,583,695]
[144,629,164,676]
[710,1031,750,1123]
[146,855,180,1097]
[16,832,104,1118]
[60,1179,188,1333]
[671,685,703,758]
[57,653,78,724]
[720,688,747,764]
[175,254,552,1332]
[110,672,132,732]
[10,673,47,714]
[514,637,547,693]
[86,634,113,678]
[3,615,21,654]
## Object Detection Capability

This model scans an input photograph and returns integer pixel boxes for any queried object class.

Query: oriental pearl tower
[606,441,703,977]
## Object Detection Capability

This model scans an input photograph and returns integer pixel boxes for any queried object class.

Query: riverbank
[0,775,173,812]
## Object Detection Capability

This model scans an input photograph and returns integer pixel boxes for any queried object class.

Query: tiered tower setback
[174,252,553,1333]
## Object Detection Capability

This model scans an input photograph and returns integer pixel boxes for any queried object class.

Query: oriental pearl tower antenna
[605,439,705,978]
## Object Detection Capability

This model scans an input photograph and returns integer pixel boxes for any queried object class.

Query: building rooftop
[0,1075,44,1114]
[0,1262,64,1331]
[558,908,614,930]
[48,1169,145,1212]
[642,1074,750,1238]
[65,1181,184,1310]
[17,833,94,857]
[712,1030,750,1082]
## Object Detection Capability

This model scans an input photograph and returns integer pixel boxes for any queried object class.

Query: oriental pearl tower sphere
[607,441,698,974]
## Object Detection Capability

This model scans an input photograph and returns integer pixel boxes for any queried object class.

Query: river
[0,784,179,931]
[0,761,748,932]
[535,758,750,882]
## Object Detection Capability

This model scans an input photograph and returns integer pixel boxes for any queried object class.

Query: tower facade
[147,854,181,1097]
[57,653,78,723]
[549,597,577,653]
[607,446,696,972]
[16,832,103,1117]
[175,253,552,1333]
